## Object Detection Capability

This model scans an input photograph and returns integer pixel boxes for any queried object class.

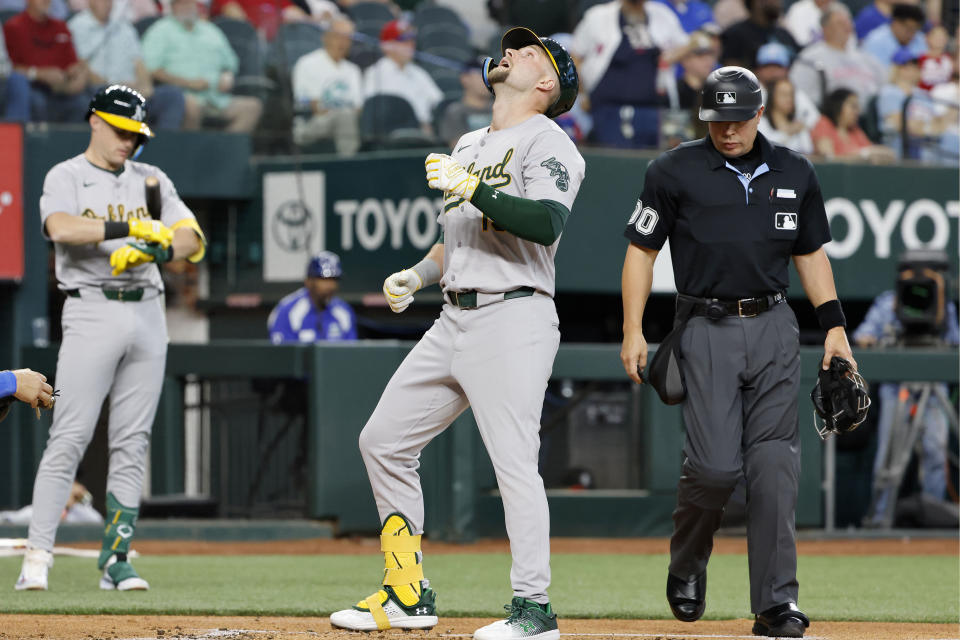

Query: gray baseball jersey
[26,154,197,561]
[440,114,585,297]
[40,154,195,291]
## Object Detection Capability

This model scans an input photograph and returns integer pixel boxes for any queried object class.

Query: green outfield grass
[0,553,956,622]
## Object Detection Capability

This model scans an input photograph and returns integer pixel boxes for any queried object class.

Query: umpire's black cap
[483,26,579,119]
[699,66,763,122]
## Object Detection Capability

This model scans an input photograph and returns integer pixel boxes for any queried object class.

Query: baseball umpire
[619,67,855,638]
[16,84,206,592]
[329,27,584,640]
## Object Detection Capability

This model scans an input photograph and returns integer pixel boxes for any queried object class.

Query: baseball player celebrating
[329,27,584,640]
[16,84,205,592]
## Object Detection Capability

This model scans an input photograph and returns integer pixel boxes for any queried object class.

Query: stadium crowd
[0,0,955,162]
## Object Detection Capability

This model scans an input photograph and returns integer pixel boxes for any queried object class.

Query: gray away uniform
[359,114,585,603]
[29,154,197,552]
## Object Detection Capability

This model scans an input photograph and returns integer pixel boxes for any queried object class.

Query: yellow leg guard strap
[383,564,424,586]
[365,594,391,630]
[381,535,422,553]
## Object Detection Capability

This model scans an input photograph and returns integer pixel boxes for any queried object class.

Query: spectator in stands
[917,25,953,90]
[783,0,832,47]
[928,65,958,163]
[362,19,442,135]
[0,24,30,121]
[292,15,362,154]
[877,46,947,159]
[69,0,185,130]
[712,0,748,29]
[571,0,689,148]
[209,0,308,41]
[67,0,158,24]
[759,77,813,153]
[754,43,820,129]
[791,4,887,108]
[862,3,927,70]
[653,0,715,33]
[854,0,896,41]
[811,87,895,161]
[268,251,357,343]
[3,0,90,122]
[720,0,798,68]
[142,0,263,132]
[676,30,718,110]
[437,57,492,148]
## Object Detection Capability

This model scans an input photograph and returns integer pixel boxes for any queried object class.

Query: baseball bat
[145,176,161,219]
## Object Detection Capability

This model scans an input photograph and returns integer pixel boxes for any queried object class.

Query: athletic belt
[679,291,786,319]
[65,287,148,302]
[448,286,538,309]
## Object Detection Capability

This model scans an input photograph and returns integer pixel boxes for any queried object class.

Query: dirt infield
[62,536,959,557]
[0,614,957,640]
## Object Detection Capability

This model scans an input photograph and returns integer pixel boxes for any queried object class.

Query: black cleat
[752,603,810,637]
[666,572,706,622]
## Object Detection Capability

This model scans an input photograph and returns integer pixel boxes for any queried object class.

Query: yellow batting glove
[110,244,155,276]
[425,153,480,201]
[128,218,174,249]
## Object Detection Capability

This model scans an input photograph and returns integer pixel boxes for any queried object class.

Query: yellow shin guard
[356,513,425,630]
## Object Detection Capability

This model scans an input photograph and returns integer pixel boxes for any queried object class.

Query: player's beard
[486,66,509,84]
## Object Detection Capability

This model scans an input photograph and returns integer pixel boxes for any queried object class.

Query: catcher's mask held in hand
[811,357,871,439]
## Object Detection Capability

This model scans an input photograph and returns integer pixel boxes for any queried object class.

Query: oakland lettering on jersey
[81,204,150,222]
[443,148,515,214]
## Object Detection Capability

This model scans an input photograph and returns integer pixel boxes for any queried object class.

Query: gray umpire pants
[28,293,167,552]
[668,301,801,614]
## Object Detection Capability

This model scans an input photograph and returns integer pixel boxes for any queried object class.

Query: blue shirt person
[853,287,958,524]
[267,252,357,343]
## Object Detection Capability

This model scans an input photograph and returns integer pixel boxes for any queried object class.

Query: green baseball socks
[98,493,149,591]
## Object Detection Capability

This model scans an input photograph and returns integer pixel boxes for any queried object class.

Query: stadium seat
[416,20,469,44]
[134,15,161,37]
[346,1,395,25]
[213,17,274,97]
[574,0,608,21]
[360,94,434,148]
[266,22,325,74]
[417,27,471,52]
[0,9,19,23]
[503,0,574,36]
[413,5,466,30]
[859,94,883,144]
[349,22,386,69]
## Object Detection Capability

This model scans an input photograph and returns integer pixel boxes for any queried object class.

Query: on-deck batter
[16,84,206,593]
[329,27,584,640]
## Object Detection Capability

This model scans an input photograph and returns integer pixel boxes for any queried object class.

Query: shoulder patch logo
[717,92,736,104]
[540,157,570,192]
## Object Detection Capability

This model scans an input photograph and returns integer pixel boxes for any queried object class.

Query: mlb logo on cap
[717,92,736,104]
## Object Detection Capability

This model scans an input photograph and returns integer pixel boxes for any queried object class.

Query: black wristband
[104,221,129,240]
[815,299,846,332]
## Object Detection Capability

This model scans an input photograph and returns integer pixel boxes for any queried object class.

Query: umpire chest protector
[624,134,831,300]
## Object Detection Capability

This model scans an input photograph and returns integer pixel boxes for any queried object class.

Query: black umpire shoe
[752,602,810,637]
[666,572,706,622]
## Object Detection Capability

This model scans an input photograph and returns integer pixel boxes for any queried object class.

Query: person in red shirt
[209,0,308,40]
[3,0,89,122]
[917,26,953,91]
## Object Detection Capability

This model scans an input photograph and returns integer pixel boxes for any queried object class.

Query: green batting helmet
[482,26,579,119]
[699,66,763,122]
[87,84,154,156]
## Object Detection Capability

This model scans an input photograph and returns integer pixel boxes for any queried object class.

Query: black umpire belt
[679,291,786,319]
[447,286,539,309]
[65,287,155,302]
